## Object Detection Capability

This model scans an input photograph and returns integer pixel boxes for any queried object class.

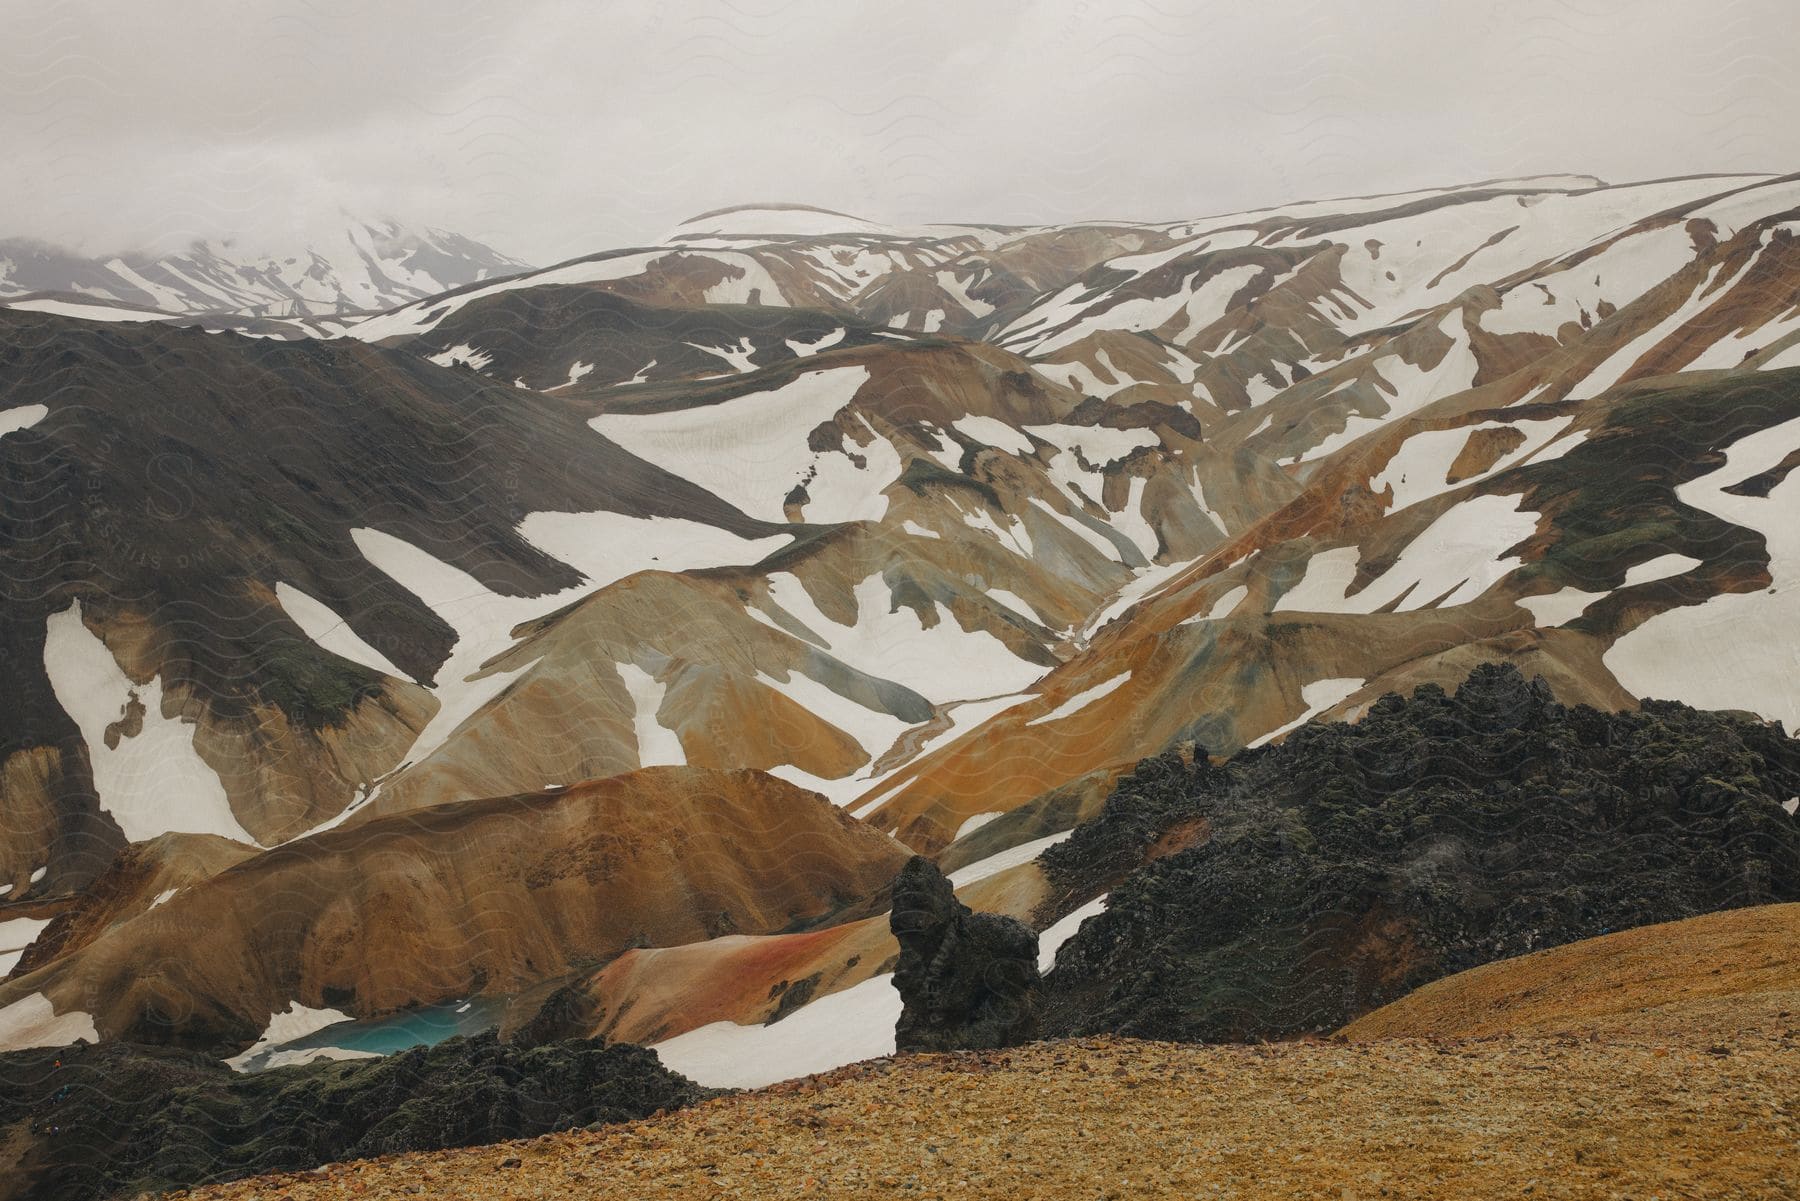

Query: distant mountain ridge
[0,222,532,318]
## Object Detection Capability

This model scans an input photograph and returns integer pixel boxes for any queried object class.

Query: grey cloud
[4,0,1797,264]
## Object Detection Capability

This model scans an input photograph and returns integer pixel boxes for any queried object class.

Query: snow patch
[347,250,667,341]
[786,327,845,357]
[1605,414,1800,729]
[762,573,1046,702]
[651,972,902,1089]
[426,343,492,372]
[946,829,1075,888]
[961,508,1034,557]
[1182,583,1250,625]
[688,337,757,374]
[1480,224,1697,337]
[0,917,51,975]
[952,415,1036,456]
[0,404,49,438]
[1275,494,1539,614]
[1026,673,1130,727]
[1622,553,1703,588]
[225,1003,357,1071]
[42,601,255,846]
[275,583,412,682]
[954,812,1004,840]
[987,589,1050,628]
[518,511,791,591]
[5,297,171,322]
[1519,586,1606,627]
[1027,497,1122,561]
[1023,423,1158,470]
[1374,416,1578,512]
[1273,547,1363,614]
[934,270,995,317]
[317,527,603,828]
[589,367,880,524]
[755,669,910,761]
[1205,585,1249,621]
[1574,263,1732,397]
[1247,678,1365,749]
[551,360,594,390]
[617,663,685,766]
[1021,263,1263,356]
[911,694,1033,761]
[0,993,98,1050]
[1301,313,1480,463]
[1038,895,1108,972]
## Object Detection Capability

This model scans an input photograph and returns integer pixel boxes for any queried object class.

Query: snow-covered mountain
[4,173,1800,1091]
[0,222,532,319]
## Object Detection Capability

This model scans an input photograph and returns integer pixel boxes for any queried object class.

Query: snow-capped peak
[0,222,533,319]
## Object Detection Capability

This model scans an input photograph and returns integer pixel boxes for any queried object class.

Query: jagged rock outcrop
[1040,664,1800,1042]
[889,856,1040,1052]
[510,979,604,1048]
[0,1033,713,1201]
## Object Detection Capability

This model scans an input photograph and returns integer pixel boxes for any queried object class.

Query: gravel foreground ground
[170,1023,1798,1201]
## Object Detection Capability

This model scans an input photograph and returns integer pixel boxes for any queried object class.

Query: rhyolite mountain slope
[0,768,906,1051]
[0,310,787,892]
[0,222,531,321]
[4,173,1800,1083]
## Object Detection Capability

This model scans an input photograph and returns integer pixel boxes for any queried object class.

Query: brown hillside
[1,767,907,1050]
[1341,901,1800,1042]
[173,1027,1798,1201]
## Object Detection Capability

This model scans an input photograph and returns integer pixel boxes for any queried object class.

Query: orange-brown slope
[522,857,1054,1046]
[358,334,1266,827]
[352,510,1080,821]
[1341,901,1800,1042]
[853,586,1639,853]
[852,326,1797,851]
[183,1030,1799,1201]
[6,831,255,979]
[1,767,908,1051]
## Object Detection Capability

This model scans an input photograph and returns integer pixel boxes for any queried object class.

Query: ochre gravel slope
[1342,901,1800,1042]
[170,1030,1798,1199]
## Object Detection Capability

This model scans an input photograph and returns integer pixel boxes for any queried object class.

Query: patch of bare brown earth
[173,906,1800,1200]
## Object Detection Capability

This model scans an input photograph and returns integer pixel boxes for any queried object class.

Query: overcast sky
[6,0,1798,265]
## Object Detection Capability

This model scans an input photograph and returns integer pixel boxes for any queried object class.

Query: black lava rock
[0,1032,716,1201]
[890,856,1041,1052]
[1040,664,1800,1042]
